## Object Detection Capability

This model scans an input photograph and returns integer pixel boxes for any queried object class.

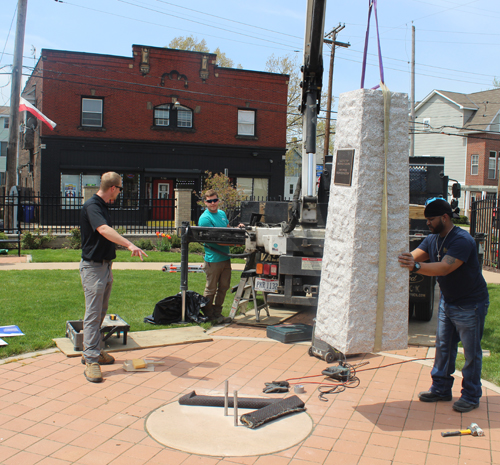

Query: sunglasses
[425,196,444,206]
[114,186,123,191]
[205,198,219,204]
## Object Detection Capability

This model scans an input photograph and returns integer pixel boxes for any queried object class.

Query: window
[3,117,9,129]
[489,151,497,179]
[238,110,255,136]
[422,118,431,131]
[158,183,169,199]
[237,177,268,199]
[154,104,192,128]
[82,98,103,127]
[471,154,479,175]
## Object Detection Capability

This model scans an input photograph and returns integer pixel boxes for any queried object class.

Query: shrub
[188,242,204,254]
[115,227,127,235]
[170,234,181,248]
[134,238,155,250]
[453,215,469,225]
[0,232,13,248]
[230,245,246,255]
[68,228,81,249]
[155,237,172,252]
[21,229,55,249]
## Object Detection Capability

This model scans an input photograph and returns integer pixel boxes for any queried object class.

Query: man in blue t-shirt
[399,198,489,413]
[198,189,233,325]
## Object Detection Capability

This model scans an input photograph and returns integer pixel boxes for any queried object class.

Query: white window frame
[422,118,431,131]
[471,154,479,175]
[238,110,255,136]
[82,98,103,127]
[488,151,497,179]
[177,106,192,128]
[154,104,170,126]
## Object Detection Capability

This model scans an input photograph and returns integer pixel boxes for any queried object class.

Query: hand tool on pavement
[441,423,484,437]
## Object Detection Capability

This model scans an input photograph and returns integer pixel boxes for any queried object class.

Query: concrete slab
[145,400,313,456]
[54,326,212,357]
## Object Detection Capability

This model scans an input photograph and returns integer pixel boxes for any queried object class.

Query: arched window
[154,104,192,128]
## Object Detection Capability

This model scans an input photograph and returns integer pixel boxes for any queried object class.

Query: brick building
[19,45,288,222]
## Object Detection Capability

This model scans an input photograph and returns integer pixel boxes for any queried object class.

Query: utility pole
[323,24,349,169]
[6,0,28,194]
[410,24,415,157]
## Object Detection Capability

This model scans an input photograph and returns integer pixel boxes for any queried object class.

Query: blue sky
[1,0,499,113]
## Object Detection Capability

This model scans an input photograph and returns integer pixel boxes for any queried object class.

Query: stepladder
[229,269,270,322]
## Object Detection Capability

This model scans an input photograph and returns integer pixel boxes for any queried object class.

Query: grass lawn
[0,269,244,359]
[16,249,245,264]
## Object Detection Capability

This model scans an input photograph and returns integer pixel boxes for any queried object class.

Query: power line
[153,0,302,40]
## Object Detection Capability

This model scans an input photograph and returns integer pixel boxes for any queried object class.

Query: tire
[413,302,433,322]
[325,352,336,364]
[308,347,314,357]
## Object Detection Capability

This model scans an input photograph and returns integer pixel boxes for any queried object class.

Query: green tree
[168,36,208,52]
[494,77,500,88]
[168,36,242,68]
[198,171,245,225]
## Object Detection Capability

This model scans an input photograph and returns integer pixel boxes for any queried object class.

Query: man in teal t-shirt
[198,189,233,324]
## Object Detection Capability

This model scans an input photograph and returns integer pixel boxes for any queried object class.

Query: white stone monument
[315,88,409,355]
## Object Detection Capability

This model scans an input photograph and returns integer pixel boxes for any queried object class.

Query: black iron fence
[0,192,177,234]
[470,198,499,269]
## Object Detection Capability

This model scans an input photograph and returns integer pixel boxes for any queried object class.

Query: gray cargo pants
[79,260,113,364]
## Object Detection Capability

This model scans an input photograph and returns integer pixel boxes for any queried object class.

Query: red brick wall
[35,46,288,148]
[466,133,500,186]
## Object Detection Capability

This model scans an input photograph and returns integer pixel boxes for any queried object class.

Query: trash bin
[409,235,436,322]
[474,232,485,268]
[23,205,35,223]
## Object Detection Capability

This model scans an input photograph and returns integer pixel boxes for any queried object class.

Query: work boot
[418,390,452,402]
[84,362,103,383]
[213,315,232,325]
[453,398,479,412]
[81,350,115,366]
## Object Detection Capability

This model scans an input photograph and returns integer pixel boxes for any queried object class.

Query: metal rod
[233,390,238,426]
[224,380,229,416]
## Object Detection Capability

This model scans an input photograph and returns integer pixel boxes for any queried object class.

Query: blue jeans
[430,295,489,404]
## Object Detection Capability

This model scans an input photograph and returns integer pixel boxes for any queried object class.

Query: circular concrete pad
[146,401,313,456]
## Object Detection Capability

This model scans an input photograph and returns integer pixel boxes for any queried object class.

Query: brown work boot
[84,362,103,383]
[213,315,232,325]
[81,350,115,366]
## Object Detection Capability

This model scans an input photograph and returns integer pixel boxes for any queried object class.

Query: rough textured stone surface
[315,88,409,354]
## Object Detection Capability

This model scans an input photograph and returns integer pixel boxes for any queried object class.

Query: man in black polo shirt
[80,172,147,383]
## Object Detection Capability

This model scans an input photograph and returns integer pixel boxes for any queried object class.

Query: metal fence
[0,191,177,234]
[470,198,499,268]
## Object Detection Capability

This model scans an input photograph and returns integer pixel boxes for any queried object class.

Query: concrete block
[315,88,409,354]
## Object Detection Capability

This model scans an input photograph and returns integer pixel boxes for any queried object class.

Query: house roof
[0,106,9,117]
[416,88,500,133]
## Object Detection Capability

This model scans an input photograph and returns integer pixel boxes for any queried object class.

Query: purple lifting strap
[360,0,385,89]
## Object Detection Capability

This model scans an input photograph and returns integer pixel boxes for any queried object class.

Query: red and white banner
[19,97,56,130]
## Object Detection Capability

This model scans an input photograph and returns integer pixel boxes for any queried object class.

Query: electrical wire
[281,358,436,402]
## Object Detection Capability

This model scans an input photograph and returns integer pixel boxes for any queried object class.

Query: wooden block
[409,204,426,219]
[132,358,147,369]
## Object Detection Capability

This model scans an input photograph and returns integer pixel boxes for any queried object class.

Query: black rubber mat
[240,395,306,429]
[178,390,279,409]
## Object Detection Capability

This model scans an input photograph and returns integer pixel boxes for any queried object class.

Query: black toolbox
[267,324,313,343]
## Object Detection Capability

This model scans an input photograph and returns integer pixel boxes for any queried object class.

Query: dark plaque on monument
[334,149,355,186]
